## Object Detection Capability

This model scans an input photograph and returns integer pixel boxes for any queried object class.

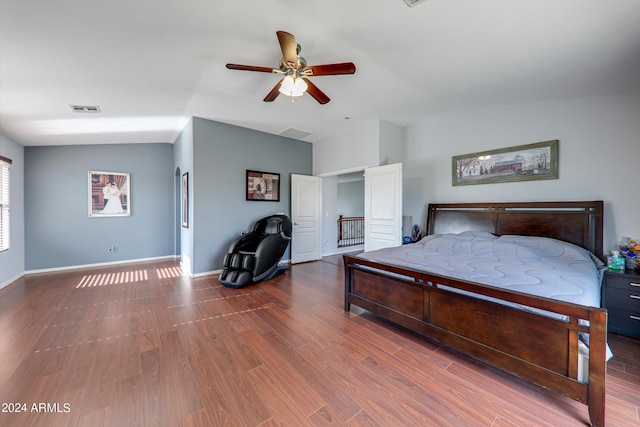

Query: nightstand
[603,269,640,338]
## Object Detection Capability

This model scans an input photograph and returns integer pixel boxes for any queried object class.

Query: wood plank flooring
[0,257,638,426]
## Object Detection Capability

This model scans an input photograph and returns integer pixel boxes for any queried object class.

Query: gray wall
[338,180,364,217]
[190,117,312,275]
[25,143,174,270]
[379,120,405,166]
[173,119,194,272]
[313,93,640,254]
[322,174,365,256]
[321,175,339,254]
[0,134,25,287]
[402,92,640,252]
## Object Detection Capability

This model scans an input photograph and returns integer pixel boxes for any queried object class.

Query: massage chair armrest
[253,234,288,275]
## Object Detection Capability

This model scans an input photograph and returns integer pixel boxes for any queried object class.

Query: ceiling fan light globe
[292,77,308,96]
[278,75,295,96]
[278,75,307,97]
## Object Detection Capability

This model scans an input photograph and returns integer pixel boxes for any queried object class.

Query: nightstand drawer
[605,287,640,310]
[608,307,640,338]
[605,274,640,291]
[603,269,640,338]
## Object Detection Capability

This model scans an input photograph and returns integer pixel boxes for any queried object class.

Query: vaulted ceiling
[1,0,639,146]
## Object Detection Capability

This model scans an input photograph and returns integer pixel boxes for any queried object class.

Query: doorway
[323,171,365,255]
[291,164,402,261]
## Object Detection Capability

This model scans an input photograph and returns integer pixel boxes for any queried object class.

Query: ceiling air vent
[70,105,101,113]
[403,0,428,7]
[279,127,312,140]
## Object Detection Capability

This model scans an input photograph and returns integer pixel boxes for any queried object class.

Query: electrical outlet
[107,245,114,252]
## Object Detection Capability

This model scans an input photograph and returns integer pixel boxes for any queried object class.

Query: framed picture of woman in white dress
[88,171,131,217]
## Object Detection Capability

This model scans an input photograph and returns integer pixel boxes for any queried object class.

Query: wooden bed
[344,201,607,427]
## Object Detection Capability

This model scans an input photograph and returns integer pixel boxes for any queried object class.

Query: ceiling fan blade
[226,64,275,73]
[303,62,356,76]
[276,31,298,67]
[263,81,282,102]
[303,78,330,104]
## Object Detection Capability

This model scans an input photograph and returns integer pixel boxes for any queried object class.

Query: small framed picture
[246,170,280,201]
[88,171,131,217]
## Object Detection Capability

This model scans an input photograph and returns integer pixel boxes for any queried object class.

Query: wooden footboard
[344,255,607,427]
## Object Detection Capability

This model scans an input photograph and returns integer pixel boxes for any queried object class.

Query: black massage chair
[219,214,292,288]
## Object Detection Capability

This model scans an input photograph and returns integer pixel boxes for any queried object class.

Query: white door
[291,174,322,264]
[364,163,402,252]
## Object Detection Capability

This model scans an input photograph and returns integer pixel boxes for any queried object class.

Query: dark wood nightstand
[603,268,640,338]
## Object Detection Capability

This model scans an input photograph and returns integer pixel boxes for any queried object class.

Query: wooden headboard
[426,201,604,260]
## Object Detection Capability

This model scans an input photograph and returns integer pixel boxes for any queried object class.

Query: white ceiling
[1,0,640,146]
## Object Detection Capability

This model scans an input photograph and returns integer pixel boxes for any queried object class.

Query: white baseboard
[24,255,178,276]
[0,272,26,290]
[6,256,292,286]
[192,269,222,278]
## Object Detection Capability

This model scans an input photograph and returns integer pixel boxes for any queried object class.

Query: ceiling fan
[226,31,356,104]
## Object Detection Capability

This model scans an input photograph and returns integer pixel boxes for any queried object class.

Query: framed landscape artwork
[452,140,558,186]
[88,171,131,217]
[246,170,280,201]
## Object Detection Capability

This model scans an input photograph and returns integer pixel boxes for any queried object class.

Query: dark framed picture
[452,140,558,186]
[246,170,280,201]
[88,171,130,217]
[182,172,189,228]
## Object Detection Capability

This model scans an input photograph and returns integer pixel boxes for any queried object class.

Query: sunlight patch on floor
[76,270,149,288]
[156,266,184,279]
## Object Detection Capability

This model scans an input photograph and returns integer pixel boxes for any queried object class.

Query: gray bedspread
[357,231,605,308]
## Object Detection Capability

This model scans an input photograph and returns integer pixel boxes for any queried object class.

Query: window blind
[0,156,11,252]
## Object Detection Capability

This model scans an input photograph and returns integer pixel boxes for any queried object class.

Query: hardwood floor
[1,257,638,427]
